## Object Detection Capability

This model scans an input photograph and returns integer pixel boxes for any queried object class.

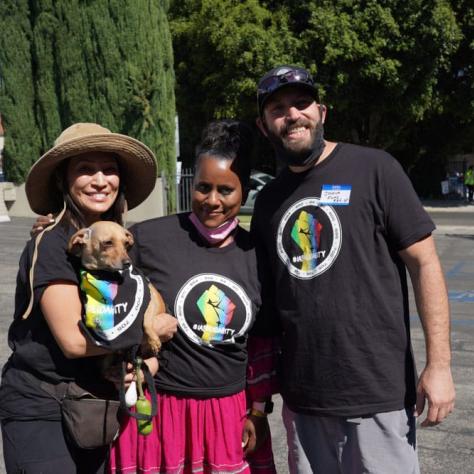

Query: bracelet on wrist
[250,408,267,418]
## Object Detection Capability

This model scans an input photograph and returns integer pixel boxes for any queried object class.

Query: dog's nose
[122,259,131,268]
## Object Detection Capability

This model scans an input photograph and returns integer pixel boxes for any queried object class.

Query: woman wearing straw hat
[0,123,177,473]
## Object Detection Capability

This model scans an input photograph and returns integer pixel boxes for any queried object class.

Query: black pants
[1,419,108,474]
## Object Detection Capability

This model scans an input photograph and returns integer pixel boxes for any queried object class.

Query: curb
[424,206,474,213]
[433,226,474,236]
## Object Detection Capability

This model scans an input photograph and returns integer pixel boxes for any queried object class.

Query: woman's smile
[192,156,243,229]
[66,152,120,225]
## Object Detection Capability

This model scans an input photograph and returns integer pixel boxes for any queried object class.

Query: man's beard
[265,118,325,168]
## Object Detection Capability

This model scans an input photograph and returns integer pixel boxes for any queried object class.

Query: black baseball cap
[257,65,318,116]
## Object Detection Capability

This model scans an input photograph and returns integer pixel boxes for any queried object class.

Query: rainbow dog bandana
[79,265,151,351]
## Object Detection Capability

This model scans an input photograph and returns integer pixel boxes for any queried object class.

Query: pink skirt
[109,391,251,474]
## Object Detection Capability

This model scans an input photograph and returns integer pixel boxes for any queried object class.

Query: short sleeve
[32,228,79,305]
[382,158,435,250]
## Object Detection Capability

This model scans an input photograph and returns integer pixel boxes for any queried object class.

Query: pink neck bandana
[189,212,239,245]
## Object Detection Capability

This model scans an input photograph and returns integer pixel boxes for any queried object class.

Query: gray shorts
[282,403,420,474]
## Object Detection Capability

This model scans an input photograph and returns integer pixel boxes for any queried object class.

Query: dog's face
[68,221,134,271]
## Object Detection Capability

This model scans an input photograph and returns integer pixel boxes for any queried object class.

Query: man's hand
[242,415,270,456]
[152,313,178,343]
[415,364,455,427]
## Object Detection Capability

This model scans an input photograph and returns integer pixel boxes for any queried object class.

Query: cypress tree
[0,0,42,183]
[0,0,175,183]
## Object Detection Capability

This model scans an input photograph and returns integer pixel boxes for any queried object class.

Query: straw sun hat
[25,123,158,214]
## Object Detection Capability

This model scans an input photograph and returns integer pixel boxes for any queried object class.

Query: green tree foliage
[296,0,461,150]
[0,0,175,183]
[0,0,41,182]
[169,0,299,162]
[405,0,474,195]
[426,0,474,153]
[170,0,471,195]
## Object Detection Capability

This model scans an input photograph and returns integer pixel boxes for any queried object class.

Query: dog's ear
[124,230,134,249]
[68,228,92,256]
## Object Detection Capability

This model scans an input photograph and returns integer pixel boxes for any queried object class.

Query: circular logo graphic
[276,197,342,279]
[174,273,253,347]
[81,266,145,344]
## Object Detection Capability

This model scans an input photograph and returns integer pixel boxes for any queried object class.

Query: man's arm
[399,235,455,427]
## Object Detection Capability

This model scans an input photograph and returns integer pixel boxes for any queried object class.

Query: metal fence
[162,168,194,215]
[176,168,194,212]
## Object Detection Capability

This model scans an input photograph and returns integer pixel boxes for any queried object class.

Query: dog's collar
[80,265,132,281]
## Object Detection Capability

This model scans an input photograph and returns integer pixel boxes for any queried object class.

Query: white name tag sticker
[320,185,352,206]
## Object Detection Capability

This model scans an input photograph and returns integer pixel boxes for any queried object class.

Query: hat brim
[259,82,319,117]
[26,133,158,214]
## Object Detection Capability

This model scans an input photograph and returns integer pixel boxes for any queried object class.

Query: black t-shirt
[251,143,435,417]
[0,224,105,421]
[129,213,261,398]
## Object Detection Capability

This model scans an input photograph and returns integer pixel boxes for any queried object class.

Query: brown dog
[68,221,166,356]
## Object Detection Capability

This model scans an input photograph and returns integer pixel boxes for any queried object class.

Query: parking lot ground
[0,211,473,473]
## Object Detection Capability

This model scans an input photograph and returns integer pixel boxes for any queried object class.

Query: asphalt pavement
[0,203,473,473]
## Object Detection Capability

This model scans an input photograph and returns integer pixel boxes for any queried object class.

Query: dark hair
[55,155,125,229]
[195,120,253,189]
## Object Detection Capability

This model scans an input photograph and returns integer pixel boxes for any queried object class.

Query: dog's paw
[148,339,162,355]
[140,338,162,358]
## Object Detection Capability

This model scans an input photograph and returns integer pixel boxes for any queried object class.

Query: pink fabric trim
[189,212,239,245]
[109,391,251,474]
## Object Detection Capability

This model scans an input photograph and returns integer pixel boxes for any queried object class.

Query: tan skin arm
[399,235,455,426]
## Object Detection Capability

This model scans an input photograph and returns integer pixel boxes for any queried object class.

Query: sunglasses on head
[258,68,314,95]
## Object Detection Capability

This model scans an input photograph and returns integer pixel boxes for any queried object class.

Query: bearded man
[251,66,455,474]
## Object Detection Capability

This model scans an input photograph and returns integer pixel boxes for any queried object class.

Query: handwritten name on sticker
[320,185,351,206]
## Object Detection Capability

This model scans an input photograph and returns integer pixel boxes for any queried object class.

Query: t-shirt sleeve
[381,157,435,251]
[32,230,79,305]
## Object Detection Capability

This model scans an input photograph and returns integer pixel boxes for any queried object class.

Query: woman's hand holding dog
[153,313,178,343]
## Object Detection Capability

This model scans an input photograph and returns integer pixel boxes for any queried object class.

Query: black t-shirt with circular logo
[252,143,435,417]
[0,224,106,421]
[129,213,261,398]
